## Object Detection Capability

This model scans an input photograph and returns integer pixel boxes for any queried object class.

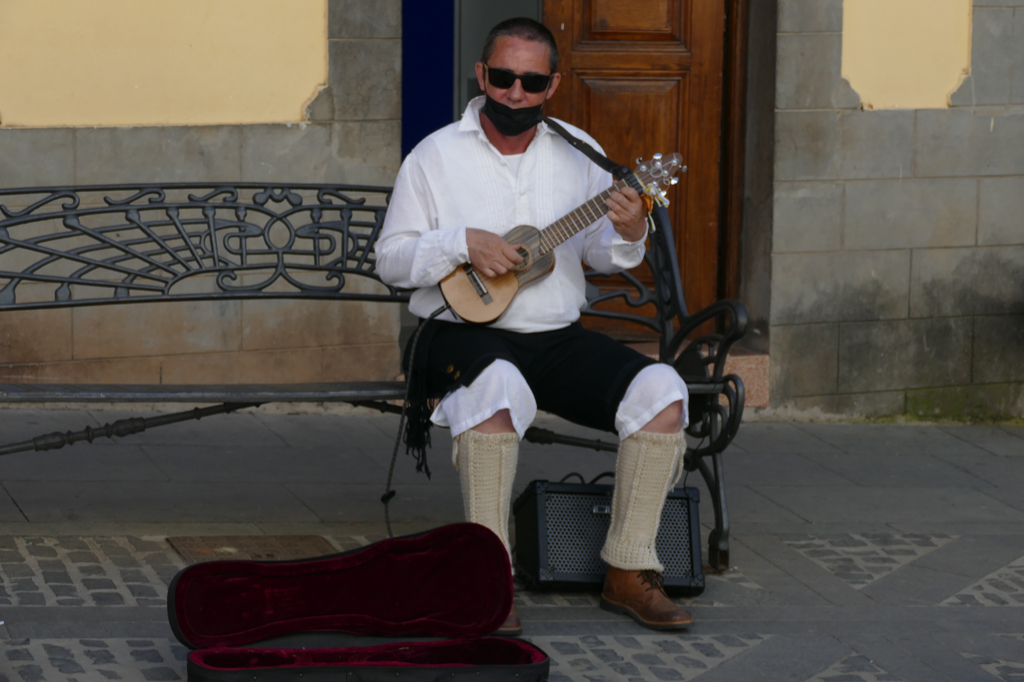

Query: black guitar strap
[542,116,646,195]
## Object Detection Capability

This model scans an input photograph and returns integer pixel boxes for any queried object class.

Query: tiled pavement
[0,409,1023,681]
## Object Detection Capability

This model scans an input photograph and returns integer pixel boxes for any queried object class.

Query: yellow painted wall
[0,0,327,127]
[843,0,972,109]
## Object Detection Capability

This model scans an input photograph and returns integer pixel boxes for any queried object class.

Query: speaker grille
[656,496,694,578]
[545,492,610,575]
[543,491,694,579]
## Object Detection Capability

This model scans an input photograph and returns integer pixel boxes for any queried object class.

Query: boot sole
[600,597,693,630]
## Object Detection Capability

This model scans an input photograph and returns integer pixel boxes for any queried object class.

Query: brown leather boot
[495,603,522,636]
[601,567,693,630]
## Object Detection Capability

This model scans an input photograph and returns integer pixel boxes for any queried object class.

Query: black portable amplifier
[512,480,704,597]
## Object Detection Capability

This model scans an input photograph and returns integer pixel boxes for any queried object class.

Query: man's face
[475,35,561,109]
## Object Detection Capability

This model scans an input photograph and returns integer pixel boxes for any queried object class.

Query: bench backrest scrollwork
[0,184,407,311]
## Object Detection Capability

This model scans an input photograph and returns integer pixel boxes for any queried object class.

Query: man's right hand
[466,228,524,278]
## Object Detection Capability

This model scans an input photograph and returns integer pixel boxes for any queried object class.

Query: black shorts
[408,321,656,434]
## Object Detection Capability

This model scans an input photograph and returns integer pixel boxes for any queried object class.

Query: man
[377,18,691,633]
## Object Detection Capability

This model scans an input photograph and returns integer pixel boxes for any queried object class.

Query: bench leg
[694,451,730,571]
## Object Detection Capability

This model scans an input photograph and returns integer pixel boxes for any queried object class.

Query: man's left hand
[605,186,647,243]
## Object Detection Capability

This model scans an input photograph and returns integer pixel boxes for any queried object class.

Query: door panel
[544,0,725,338]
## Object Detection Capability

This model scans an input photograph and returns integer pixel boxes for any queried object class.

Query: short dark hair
[481,17,559,74]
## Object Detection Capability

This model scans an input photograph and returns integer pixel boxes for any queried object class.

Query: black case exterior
[513,480,705,597]
[170,524,550,682]
[187,659,549,682]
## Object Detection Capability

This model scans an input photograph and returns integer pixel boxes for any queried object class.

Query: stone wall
[0,0,404,387]
[769,0,1024,418]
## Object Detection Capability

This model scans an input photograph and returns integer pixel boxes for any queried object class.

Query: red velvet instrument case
[168,523,550,681]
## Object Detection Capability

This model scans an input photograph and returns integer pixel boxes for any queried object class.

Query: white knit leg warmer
[453,429,520,561]
[600,430,684,572]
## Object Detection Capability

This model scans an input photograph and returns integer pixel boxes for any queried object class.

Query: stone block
[835,110,914,179]
[0,129,74,188]
[306,86,335,121]
[241,124,332,183]
[979,176,1024,245]
[838,318,972,393]
[910,246,1024,317]
[72,300,242,360]
[778,0,842,33]
[1015,9,1024,103]
[241,297,399,351]
[772,250,910,324]
[834,391,907,417]
[322,342,401,381]
[974,314,1024,383]
[75,127,242,185]
[0,356,161,383]
[776,34,860,110]
[774,393,907,417]
[907,384,1023,420]
[329,121,403,186]
[844,179,977,250]
[769,323,838,398]
[916,108,1024,177]
[160,347,320,384]
[0,308,72,364]
[950,8,1014,106]
[774,111,839,181]
[329,0,401,38]
[772,182,842,253]
[329,40,402,120]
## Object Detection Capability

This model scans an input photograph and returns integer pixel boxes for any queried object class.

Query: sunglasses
[484,65,553,94]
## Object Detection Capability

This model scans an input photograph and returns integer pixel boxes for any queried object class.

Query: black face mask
[481,95,544,137]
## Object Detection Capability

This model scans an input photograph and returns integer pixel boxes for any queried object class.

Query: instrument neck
[538,179,629,254]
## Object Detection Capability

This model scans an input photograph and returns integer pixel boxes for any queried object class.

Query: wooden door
[542,0,726,338]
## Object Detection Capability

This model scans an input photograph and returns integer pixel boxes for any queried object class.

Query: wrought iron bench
[0,183,746,569]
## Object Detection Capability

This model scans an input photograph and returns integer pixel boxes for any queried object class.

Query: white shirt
[376,97,646,333]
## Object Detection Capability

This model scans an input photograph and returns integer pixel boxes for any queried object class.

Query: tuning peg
[636,157,643,164]
[670,177,679,185]
[681,165,688,173]
[653,153,662,161]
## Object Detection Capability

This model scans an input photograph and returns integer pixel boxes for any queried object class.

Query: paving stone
[944,554,1024,606]
[0,536,182,607]
[783,533,956,590]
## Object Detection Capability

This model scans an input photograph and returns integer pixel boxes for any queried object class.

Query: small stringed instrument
[439,153,685,324]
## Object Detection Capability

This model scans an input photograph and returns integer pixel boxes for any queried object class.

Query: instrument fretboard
[538,179,629,254]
